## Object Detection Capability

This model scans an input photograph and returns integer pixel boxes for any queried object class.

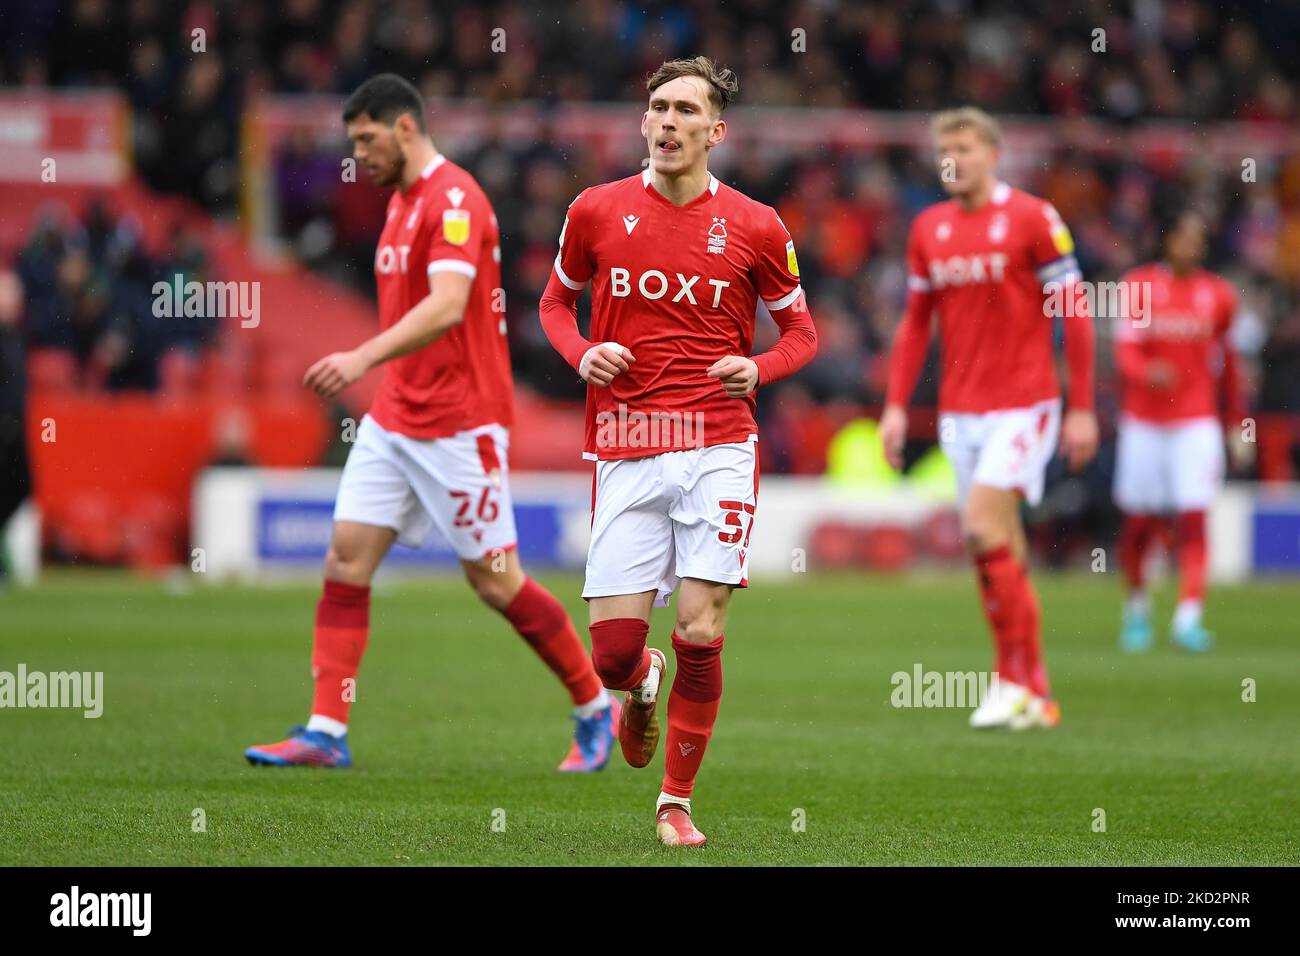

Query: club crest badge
[708,217,727,255]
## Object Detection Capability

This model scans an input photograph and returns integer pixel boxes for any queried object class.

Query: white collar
[991,181,1011,205]
[420,155,446,179]
[641,167,719,197]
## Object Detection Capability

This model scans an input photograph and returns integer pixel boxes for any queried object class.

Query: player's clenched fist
[304,349,370,398]
[707,355,758,398]
[579,342,635,386]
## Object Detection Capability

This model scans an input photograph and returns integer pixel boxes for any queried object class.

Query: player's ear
[640,112,649,140]
[395,112,418,142]
[708,117,727,149]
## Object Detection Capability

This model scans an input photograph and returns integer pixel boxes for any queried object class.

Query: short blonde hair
[931,107,1001,147]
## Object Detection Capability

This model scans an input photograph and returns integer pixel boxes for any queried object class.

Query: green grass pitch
[1,571,1296,866]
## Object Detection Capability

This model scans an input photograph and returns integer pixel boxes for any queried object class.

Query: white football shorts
[333,414,517,559]
[938,398,1062,507]
[583,441,759,607]
[1113,414,1224,514]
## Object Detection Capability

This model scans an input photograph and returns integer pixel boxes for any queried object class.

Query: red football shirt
[887,182,1088,413]
[1115,263,1240,423]
[544,169,814,460]
[367,155,514,439]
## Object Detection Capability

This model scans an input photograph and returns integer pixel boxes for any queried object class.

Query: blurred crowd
[2,0,1300,480]
[3,0,1297,212]
[9,202,219,392]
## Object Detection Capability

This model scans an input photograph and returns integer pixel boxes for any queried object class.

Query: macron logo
[623,215,640,235]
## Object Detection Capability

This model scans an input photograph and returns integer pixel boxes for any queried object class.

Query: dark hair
[343,73,427,133]
[646,56,738,114]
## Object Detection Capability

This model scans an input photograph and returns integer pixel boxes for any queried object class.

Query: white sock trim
[574,688,611,719]
[656,791,690,814]
[1173,599,1203,632]
[306,714,348,738]
[631,651,662,704]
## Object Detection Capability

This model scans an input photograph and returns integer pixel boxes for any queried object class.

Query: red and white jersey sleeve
[754,208,803,311]
[554,188,597,293]
[1027,199,1083,292]
[424,174,492,282]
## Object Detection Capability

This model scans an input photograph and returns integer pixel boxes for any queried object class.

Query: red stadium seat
[27,349,79,391]
[809,521,861,569]
[159,349,203,396]
[859,525,914,572]
[57,490,123,564]
[123,494,184,570]
[917,509,965,560]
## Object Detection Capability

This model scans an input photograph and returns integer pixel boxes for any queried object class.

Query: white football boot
[1008,692,1061,731]
[968,678,1032,729]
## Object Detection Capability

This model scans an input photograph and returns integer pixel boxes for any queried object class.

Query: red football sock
[1118,514,1160,593]
[974,545,1030,690]
[590,618,651,691]
[310,579,370,725]
[662,632,724,800]
[1017,561,1049,698]
[1174,510,1208,605]
[501,577,603,706]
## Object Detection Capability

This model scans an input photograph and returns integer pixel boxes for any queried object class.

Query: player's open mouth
[657,140,680,153]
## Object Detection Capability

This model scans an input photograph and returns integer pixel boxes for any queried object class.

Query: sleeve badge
[443,209,471,246]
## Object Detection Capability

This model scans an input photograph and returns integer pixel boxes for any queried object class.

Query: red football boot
[619,648,666,768]
[656,802,707,847]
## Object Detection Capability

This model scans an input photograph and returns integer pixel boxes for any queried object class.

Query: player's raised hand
[304,349,370,398]
[707,355,758,398]
[1059,408,1099,471]
[579,342,634,386]
[879,404,908,470]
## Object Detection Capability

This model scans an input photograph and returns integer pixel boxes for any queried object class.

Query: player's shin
[1173,510,1208,629]
[661,632,724,801]
[973,545,1030,689]
[308,579,371,735]
[1119,514,1159,608]
[1017,563,1049,698]
[503,576,604,707]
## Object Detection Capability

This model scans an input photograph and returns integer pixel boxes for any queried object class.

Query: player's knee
[465,561,518,610]
[324,545,371,586]
[962,513,1006,555]
[590,632,643,687]
[674,613,721,645]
